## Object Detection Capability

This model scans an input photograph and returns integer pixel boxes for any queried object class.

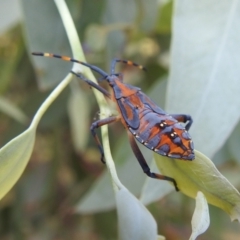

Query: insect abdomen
[128,109,194,160]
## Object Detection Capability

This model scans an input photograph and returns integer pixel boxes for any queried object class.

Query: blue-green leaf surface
[155,150,240,222]
[167,1,240,157]
[189,192,210,240]
[0,74,72,200]
[21,0,71,89]
[116,187,159,240]
[0,0,21,34]
[0,96,28,124]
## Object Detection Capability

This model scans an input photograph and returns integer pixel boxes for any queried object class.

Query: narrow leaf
[155,150,240,222]
[21,0,72,89]
[0,127,35,200]
[189,192,210,240]
[75,172,115,213]
[67,84,90,152]
[0,0,21,34]
[76,147,147,213]
[226,120,240,164]
[116,187,159,240]
[0,96,28,124]
[0,74,72,200]
[168,1,240,157]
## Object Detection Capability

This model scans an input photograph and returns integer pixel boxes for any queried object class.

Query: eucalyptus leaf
[103,0,158,32]
[67,83,90,152]
[85,24,107,52]
[102,0,134,58]
[189,192,210,240]
[0,0,22,34]
[0,73,72,200]
[102,0,136,26]
[155,0,173,34]
[0,96,28,124]
[155,150,240,221]
[75,172,115,213]
[212,140,231,165]
[116,187,158,240]
[226,120,240,163]
[0,126,35,200]
[140,0,158,32]
[76,145,147,213]
[167,1,240,157]
[0,0,78,200]
[21,0,72,89]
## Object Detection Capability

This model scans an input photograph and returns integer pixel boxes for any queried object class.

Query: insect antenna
[110,58,147,74]
[32,52,109,78]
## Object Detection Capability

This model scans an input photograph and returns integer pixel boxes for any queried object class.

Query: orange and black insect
[32,52,195,191]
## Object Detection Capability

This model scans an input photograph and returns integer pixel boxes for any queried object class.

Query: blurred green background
[0,0,239,239]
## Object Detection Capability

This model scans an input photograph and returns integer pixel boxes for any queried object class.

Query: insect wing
[137,91,166,115]
[117,97,140,129]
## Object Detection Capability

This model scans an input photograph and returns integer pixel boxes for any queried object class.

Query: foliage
[0,0,240,239]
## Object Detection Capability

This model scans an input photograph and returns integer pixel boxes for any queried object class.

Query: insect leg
[170,114,193,131]
[71,71,111,99]
[91,116,120,164]
[127,131,179,191]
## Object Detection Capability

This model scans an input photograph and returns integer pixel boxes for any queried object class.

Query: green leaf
[102,0,158,58]
[0,0,21,34]
[155,150,240,221]
[21,0,72,89]
[85,24,107,52]
[0,73,73,200]
[102,0,134,57]
[75,145,147,213]
[189,192,210,240]
[0,96,28,124]
[116,187,159,240]
[0,126,35,200]
[167,1,240,157]
[103,0,157,32]
[75,172,115,213]
[139,0,158,32]
[67,83,90,152]
[212,140,231,165]
[0,0,85,201]
[155,0,173,34]
[226,120,240,163]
